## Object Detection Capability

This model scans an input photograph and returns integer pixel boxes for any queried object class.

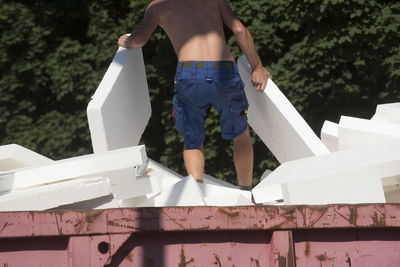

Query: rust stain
[370,211,386,227]
[120,217,135,222]
[161,210,186,230]
[54,214,63,235]
[360,254,373,257]
[348,207,357,225]
[333,207,358,226]
[178,245,194,267]
[370,206,387,227]
[125,252,134,262]
[218,208,240,217]
[250,257,261,267]
[213,254,222,267]
[304,241,310,257]
[277,254,287,267]
[228,256,232,261]
[300,207,329,228]
[85,210,104,223]
[0,222,13,235]
[73,211,84,234]
[287,232,294,267]
[315,252,335,262]
[107,220,136,230]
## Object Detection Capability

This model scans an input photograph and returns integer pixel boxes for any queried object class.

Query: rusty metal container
[1,204,400,266]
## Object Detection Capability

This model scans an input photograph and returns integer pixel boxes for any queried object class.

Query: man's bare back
[118,0,271,91]
[156,0,234,61]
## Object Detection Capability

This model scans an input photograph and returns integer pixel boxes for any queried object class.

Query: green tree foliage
[1,0,399,184]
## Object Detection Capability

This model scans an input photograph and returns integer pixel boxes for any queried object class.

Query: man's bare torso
[154,0,234,61]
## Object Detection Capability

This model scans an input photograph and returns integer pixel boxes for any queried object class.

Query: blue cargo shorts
[172,61,249,149]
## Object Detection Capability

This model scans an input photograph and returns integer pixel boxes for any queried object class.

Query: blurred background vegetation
[1,0,399,185]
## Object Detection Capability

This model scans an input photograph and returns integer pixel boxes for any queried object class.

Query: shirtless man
[118,0,271,190]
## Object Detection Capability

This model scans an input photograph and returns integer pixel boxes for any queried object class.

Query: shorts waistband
[176,61,238,73]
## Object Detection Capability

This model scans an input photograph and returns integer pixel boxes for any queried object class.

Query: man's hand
[118,34,130,48]
[251,66,272,92]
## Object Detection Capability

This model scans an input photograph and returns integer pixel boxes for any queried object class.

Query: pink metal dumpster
[0,204,400,266]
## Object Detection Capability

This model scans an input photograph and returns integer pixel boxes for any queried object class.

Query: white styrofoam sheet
[119,176,181,207]
[320,120,339,152]
[252,139,400,203]
[145,159,183,179]
[111,176,161,200]
[0,145,146,193]
[55,195,120,210]
[203,174,239,189]
[237,55,329,163]
[199,182,253,206]
[126,176,206,207]
[0,177,111,211]
[384,184,400,203]
[0,144,53,171]
[339,116,400,150]
[281,167,386,205]
[87,47,151,153]
[372,102,400,124]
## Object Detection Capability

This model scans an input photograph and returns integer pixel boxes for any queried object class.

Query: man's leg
[183,145,204,181]
[233,128,253,188]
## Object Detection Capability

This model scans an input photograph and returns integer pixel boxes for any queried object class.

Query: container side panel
[294,228,400,267]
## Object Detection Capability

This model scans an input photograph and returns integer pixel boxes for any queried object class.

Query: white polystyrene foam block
[56,195,120,210]
[320,120,339,152]
[203,174,238,189]
[237,55,329,163]
[252,139,400,203]
[281,167,386,205]
[87,47,151,153]
[0,145,146,193]
[338,116,400,150]
[252,183,284,203]
[371,113,390,123]
[373,103,400,124]
[384,184,400,203]
[260,169,272,182]
[0,144,53,171]
[111,176,161,200]
[118,176,181,207]
[100,167,136,186]
[382,175,400,187]
[204,193,253,206]
[129,175,206,207]
[145,159,183,179]
[0,177,112,211]
[199,182,253,206]
[114,159,183,204]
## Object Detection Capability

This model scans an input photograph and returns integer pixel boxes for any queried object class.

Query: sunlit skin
[118,0,272,187]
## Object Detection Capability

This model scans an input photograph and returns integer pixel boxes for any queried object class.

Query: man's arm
[218,0,271,92]
[118,2,159,49]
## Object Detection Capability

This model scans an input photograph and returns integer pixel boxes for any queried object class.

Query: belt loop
[177,62,183,73]
[208,61,213,79]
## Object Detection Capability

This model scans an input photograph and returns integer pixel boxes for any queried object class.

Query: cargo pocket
[172,96,186,137]
[230,92,249,136]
